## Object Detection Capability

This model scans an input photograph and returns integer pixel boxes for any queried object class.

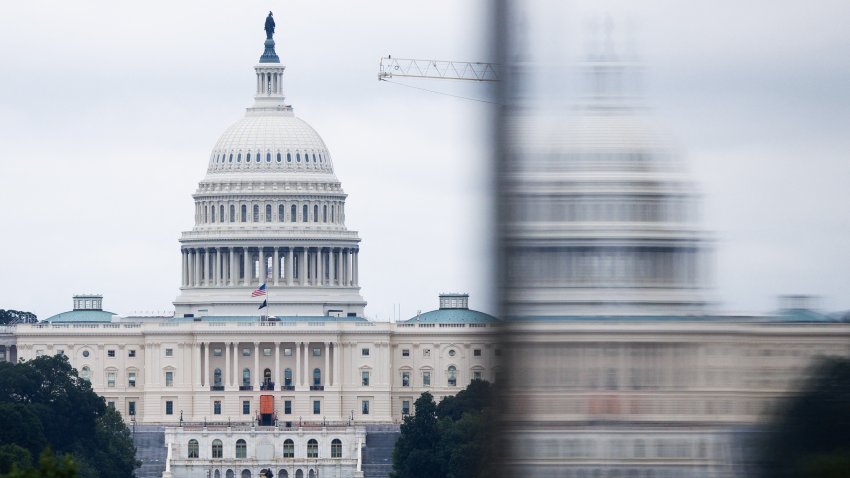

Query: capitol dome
[174,20,366,319]
[206,114,336,175]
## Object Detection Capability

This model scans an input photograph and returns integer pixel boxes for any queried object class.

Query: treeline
[392,380,497,478]
[0,310,37,325]
[0,355,139,478]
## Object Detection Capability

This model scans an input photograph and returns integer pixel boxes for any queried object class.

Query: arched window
[253,205,260,222]
[313,368,321,386]
[214,368,222,386]
[241,205,247,222]
[237,153,241,162]
[220,205,224,223]
[265,204,272,222]
[278,204,284,221]
[215,470,221,478]
[229,153,233,163]
[286,152,292,162]
[263,368,272,387]
[256,153,261,163]
[323,205,327,222]
[188,439,199,458]
[296,153,301,162]
[331,205,335,223]
[302,205,308,222]
[247,153,251,162]
[290,205,297,222]
[211,207,216,223]
[448,365,457,386]
[283,439,294,458]
[278,470,288,478]
[226,470,234,478]
[80,366,90,381]
[242,368,251,386]
[312,153,317,163]
[313,205,319,223]
[295,470,303,478]
[331,439,342,458]
[284,368,293,386]
[308,470,315,478]
[212,439,223,458]
[230,205,235,222]
[267,152,272,162]
[307,439,318,458]
[241,470,251,478]
[236,439,247,459]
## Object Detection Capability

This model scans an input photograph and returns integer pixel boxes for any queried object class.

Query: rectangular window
[423,349,431,357]
[165,348,173,357]
[402,400,410,415]
[165,371,173,387]
[242,400,250,415]
[107,401,115,409]
[313,347,322,356]
[213,401,222,415]
[284,400,292,415]
[128,350,136,358]
[474,349,482,357]
[213,348,223,357]
[361,371,370,386]
[402,371,410,387]
[361,348,370,357]
[473,371,483,380]
[313,400,321,415]
[128,372,136,387]
[108,350,116,358]
[242,348,251,356]
[422,371,431,387]
[402,349,410,357]
[362,400,370,415]
[283,348,293,357]
[128,401,136,416]
[263,348,272,356]
[107,372,116,387]
[165,400,173,415]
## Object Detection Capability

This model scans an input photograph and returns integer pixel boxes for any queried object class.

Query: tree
[0,449,77,478]
[758,356,850,478]
[0,355,139,478]
[0,310,37,325]
[393,381,497,478]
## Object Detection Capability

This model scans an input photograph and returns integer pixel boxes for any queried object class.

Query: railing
[281,385,295,391]
[310,385,325,391]
[239,385,253,391]
[259,382,276,391]
[210,385,225,391]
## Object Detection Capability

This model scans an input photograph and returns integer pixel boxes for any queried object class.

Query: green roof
[403,308,498,324]
[173,315,369,323]
[44,310,116,323]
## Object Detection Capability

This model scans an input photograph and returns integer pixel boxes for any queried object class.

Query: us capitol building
[4,13,498,478]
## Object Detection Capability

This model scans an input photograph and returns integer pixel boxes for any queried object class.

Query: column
[273,248,280,286]
[337,249,343,286]
[204,250,211,286]
[286,248,294,286]
[324,342,330,387]
[205,342,211,387]
[181,250,188,287]
[187,250,195,287]
[243,247,251,286]
[253,342,260,389]
[216,248,222,286]
[295,342,302,386]
[225,341,231,389]
[259,247,266,284]
[195,250,202,287]
[354,250,359,286]
[232,342,240,387]
[274,342,280,389]
[229,248,236,286]
[332,342,340,387]
[329,248,336,286]
[193,343,202,387]
[303,341,310,387]
[300,249,308,286]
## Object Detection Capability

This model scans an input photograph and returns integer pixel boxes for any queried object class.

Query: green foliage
[392,380,497,478]
[758,356,850,478]
[0,449,77,478]
[0,445,32,475]
[0,355,139,478]
[0,310,37,325]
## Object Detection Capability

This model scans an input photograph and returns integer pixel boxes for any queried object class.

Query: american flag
[251,283,267,297]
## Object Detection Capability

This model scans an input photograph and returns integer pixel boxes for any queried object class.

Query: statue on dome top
[264,12,275,39]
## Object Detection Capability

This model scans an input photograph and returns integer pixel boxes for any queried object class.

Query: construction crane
[378,56,499,82]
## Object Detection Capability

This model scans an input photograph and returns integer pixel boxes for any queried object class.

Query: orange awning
[260,395,274,414]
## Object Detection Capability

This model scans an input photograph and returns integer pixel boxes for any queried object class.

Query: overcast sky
[1,1,848,320]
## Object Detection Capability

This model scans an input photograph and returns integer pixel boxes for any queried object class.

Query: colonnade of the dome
[180,245,360,289]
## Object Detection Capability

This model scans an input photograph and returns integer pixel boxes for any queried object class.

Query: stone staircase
[133,425,167,478]
[361,425,401,478]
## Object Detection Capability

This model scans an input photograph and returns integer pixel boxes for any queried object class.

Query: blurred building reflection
[495,8,850,478]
